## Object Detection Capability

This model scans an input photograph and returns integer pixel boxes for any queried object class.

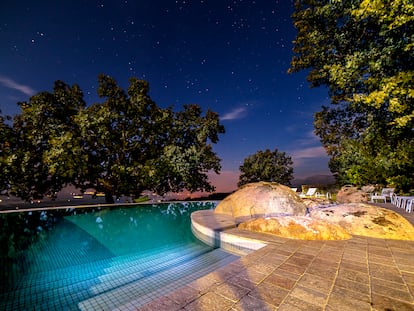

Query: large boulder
[239,216,351,240]
[337,185,368,203]
[238,203,414,240]
[214,182,307,222]
[310,203,414,240]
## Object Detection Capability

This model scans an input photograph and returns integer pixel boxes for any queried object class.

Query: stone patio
[137,203,414,310]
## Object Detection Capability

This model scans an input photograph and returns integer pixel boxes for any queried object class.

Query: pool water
[0,202,238,310]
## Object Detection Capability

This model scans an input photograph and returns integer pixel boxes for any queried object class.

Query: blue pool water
[0,202,238,310]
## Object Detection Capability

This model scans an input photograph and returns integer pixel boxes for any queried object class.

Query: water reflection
[0,201,216,289]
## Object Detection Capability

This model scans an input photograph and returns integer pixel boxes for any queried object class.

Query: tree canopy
[238,148,294,187]
[0,74,225,202]
[290,0,414,191]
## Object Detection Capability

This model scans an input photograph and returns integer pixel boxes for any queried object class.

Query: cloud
[290,146,329,169]
[293,130,320,147]
[0,75,36,96]
[221,107,248,121]
[292,146,327,159]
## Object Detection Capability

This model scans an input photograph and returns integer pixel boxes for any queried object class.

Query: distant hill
[292,174,335,187]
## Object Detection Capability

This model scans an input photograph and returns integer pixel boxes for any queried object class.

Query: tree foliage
[9,81,85,200]
[238,148,294,187]
[1,74,225,202]
[290,0,414,191]
[0,113,14,194]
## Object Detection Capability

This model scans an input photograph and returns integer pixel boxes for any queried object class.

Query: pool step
[79,248,239,311]
[0,242,219,311]
[0,244,205,297]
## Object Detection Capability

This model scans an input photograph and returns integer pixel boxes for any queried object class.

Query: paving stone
[214,282,250,302]
[210,261,246,280]
[227,275,258,290]
[368,245,393,257]
[370,261,400,273]
[368,253,396,265]
[251,262,276,275]
[295,246,322,256]
[326,295,372,311]
[260,253,289,267]
[231,294,275,311]
[187,275,221,294]
[289,285,327,307]
[398,263,414,273]
[306,260,338,281]
[337,267,370,283]
[278,262,308,276]
[285,254,314,267]
[402,272,414,284]
[263,271,297,290]
[371,280,413,303]
[236,267,268,284]
[166,285,201,306]
[279,296,323,311]
[271,267,303,282]
[371,293,414,311]
[339,258,369,273]
[248,281,289,307]
[334,277,370,295]
[137,295,181,311]
[331,282,371,303]
[296,273,333,295]
[184,292,234,311]
[316,251,342,263]
[371,270,404,284]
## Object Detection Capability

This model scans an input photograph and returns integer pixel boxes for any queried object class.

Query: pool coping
[191,209,267,256]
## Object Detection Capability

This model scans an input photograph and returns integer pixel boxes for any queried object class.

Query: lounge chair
[299,187,317,198]
[370,188,395,203]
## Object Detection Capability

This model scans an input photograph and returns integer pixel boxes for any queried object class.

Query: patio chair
[370,187,395,203]
[406,199,413,213]
[299,187,317,198]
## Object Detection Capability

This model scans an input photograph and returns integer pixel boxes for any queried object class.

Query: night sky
[0,0,331,192]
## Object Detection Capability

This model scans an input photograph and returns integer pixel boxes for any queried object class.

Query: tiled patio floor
[137,204,414,311]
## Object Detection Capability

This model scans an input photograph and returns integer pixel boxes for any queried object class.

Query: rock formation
[336,185,368,203]
[214,182,307,223]
[239,216,351,240]
[213,182,414,240]
[238,203,414,240]
[311,203,414,240]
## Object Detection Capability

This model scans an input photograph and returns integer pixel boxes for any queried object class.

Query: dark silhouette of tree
[1,74,225,203]
[238,148,293,187]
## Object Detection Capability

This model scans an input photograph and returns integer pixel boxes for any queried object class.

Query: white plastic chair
[370,188,395,203]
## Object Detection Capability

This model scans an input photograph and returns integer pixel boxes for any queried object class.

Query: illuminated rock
[238,203,414,241]
[214,182,307,222]
[239,216,351,240]
[311,203,414,240]
[337,185,368,203]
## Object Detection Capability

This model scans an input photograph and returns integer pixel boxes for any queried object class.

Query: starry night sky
[0,0,331,192]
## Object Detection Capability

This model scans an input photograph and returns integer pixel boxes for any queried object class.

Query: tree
[74,75,225,202]
[290,0,414,191]
[152,104,225,195]
[0,112,14,195]
[9,81,85,200]
[5,74,225,202]
[238,148,294,187]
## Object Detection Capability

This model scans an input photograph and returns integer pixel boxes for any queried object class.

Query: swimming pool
[0,202,239,310]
